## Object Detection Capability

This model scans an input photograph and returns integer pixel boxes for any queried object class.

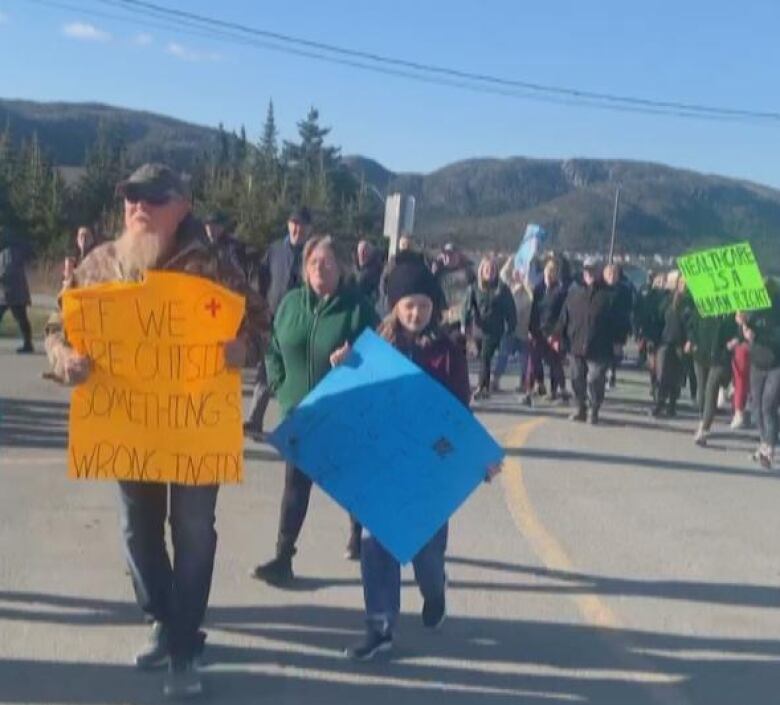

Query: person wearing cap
[339,250,500,661]
[244,206,312,438]
[43,162,269,699]
[251,235,378,586]
[555,257,619,424]
[204,210,247,278]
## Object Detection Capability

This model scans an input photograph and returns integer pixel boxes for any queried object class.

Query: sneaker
[730,411,746,430]
[135,621,169,671]
[759,451,773,470]
[422,594,446,629]
[536,383,547,397]
[693,425,708,447]
[521,393,533,407]
[242,422,265,441]
[16,343,34,354]
[588,409,599,425]
[163,659,203,700]
[471,387,489,402]
[608,376,616,390]
[344,630,393,661]
[250,554,293,586]
[569,408,587,422]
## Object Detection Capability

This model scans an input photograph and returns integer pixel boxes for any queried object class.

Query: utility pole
[608,186,621,264]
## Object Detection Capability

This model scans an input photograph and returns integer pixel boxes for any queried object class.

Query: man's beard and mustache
[115,229,170,277]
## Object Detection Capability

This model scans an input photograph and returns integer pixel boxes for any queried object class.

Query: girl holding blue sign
[338,251,501,661]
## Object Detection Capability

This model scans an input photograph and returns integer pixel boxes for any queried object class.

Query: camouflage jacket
[45,216,270,383]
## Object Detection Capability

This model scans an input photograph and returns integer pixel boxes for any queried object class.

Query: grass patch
[0,306,51,340]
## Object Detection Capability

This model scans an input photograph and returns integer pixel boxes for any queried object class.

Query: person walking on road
[244,207,312,439]
[740,282,780,468]
[0,226,34,354]
[43,163,268,700]
[341,252,500,661]
[556,257,618,425]
[603,263,635,390]
[251,235,378,586]
[462,255,516,401]
[686,309,739,446]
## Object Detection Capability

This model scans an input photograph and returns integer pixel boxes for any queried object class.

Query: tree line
[0,101,384,258]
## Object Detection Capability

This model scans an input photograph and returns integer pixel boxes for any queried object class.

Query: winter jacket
[267,281,379,415]
[557,281,618,359]
[529,281,567,338]
[611,276,635,344]
[686,311,738,367]
[259,235,305,316]
[0,231,31,307]
[659,292,690,347]
[462,280,517,341]
[395,330,471,407]
[636,287,666,345]
[746,285,780,370]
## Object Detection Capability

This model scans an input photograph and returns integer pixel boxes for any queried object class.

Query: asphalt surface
[2,338,779,705]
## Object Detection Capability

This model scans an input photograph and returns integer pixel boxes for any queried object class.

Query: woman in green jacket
[251,236,379,585]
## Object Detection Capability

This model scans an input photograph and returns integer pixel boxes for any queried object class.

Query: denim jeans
[361,523,448,635]
[494,335,530,390]
[118,482,219,661]
[571,356,609,412]
[751,366,780,450]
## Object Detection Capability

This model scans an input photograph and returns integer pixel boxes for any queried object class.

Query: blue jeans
[494,335,530,390]
[118,482,219,661]
[360,523,448,635]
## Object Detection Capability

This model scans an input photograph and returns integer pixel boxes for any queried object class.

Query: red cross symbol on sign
[205,297,221,318]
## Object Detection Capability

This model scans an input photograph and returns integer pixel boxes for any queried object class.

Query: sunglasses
[124,190,172,206]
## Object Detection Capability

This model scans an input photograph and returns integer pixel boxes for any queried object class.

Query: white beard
[115,229,167,277]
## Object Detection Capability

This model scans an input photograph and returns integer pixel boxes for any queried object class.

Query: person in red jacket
[336,251,501,661]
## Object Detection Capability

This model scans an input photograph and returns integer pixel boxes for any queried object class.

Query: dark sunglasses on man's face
[124,190,172,206]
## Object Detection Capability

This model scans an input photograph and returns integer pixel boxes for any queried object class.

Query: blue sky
[1,0,778,187]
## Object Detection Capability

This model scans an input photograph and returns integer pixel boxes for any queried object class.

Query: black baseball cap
[288,206,312,225]
[116,163,191,202]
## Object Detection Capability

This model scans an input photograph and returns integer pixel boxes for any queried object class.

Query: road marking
[501,419,691,705]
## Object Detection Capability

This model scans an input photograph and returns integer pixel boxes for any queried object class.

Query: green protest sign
[677,242,770,317]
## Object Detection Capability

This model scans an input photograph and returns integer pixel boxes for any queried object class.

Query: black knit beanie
[386,251,439,310]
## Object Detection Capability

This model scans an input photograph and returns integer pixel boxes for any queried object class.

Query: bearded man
[45,163,268,699]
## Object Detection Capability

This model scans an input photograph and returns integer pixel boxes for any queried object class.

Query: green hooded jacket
[266,281,379,416]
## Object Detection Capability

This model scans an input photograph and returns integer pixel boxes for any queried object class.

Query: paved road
[2,339,779,704]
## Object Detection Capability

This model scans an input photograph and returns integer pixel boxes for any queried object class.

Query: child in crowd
[334,251,501,661]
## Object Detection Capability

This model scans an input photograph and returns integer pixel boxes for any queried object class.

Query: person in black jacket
[741,280,780,468]
[604,263,635,389]
[556,257,618,424]
[528,258,569,400]
[244,207,312,438]
[0,227,34,353]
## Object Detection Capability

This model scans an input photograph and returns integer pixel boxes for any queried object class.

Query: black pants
[276,464,361,557]
[694,362,729,430]
[571,356,609,413]
[477,335,501,391]
[655,345,681,412]
[246,358,271,431]
[751,366,780,450]
[0,305,32,346]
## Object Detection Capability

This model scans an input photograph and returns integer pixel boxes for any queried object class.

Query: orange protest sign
[62,270,246,485]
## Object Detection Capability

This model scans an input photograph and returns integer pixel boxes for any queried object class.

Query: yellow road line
[502,419,690,705]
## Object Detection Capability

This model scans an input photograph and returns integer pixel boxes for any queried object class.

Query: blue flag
[268,330,505,564]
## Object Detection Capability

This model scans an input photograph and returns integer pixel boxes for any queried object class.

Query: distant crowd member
[0,226,34,354]
[245,207,312,439]
[556,257,618,424]
[43,163,268,699]
[63,226,101,287]
[603,263,635,389]
[204,211,247,277]
[342,252,500,661]
[493,256,533,401]
[742,280,780,468]
[686,309,739,446]
[730,334,752,430]
[354,239,384,304]
[528,258,568,401]
[462,255,516,401]
[251,236,378,586]
[433,243,476,336]
[650,272,690,418]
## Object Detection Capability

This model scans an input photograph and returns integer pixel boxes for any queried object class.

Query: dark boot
[135,621,169,670]
[569,406,587,422]
[251,548,295,586]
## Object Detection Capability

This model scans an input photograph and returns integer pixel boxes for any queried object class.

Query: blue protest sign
[514,223,548,280]
[268,330,505,564]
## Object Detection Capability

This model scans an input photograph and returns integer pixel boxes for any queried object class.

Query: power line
[98,0,780,123]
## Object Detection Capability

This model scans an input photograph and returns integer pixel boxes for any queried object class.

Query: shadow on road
[0,590,778,704]
[0,396,69,450]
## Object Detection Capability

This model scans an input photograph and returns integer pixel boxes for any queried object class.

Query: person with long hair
[342,252,500,660]
[462,255,516,401]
